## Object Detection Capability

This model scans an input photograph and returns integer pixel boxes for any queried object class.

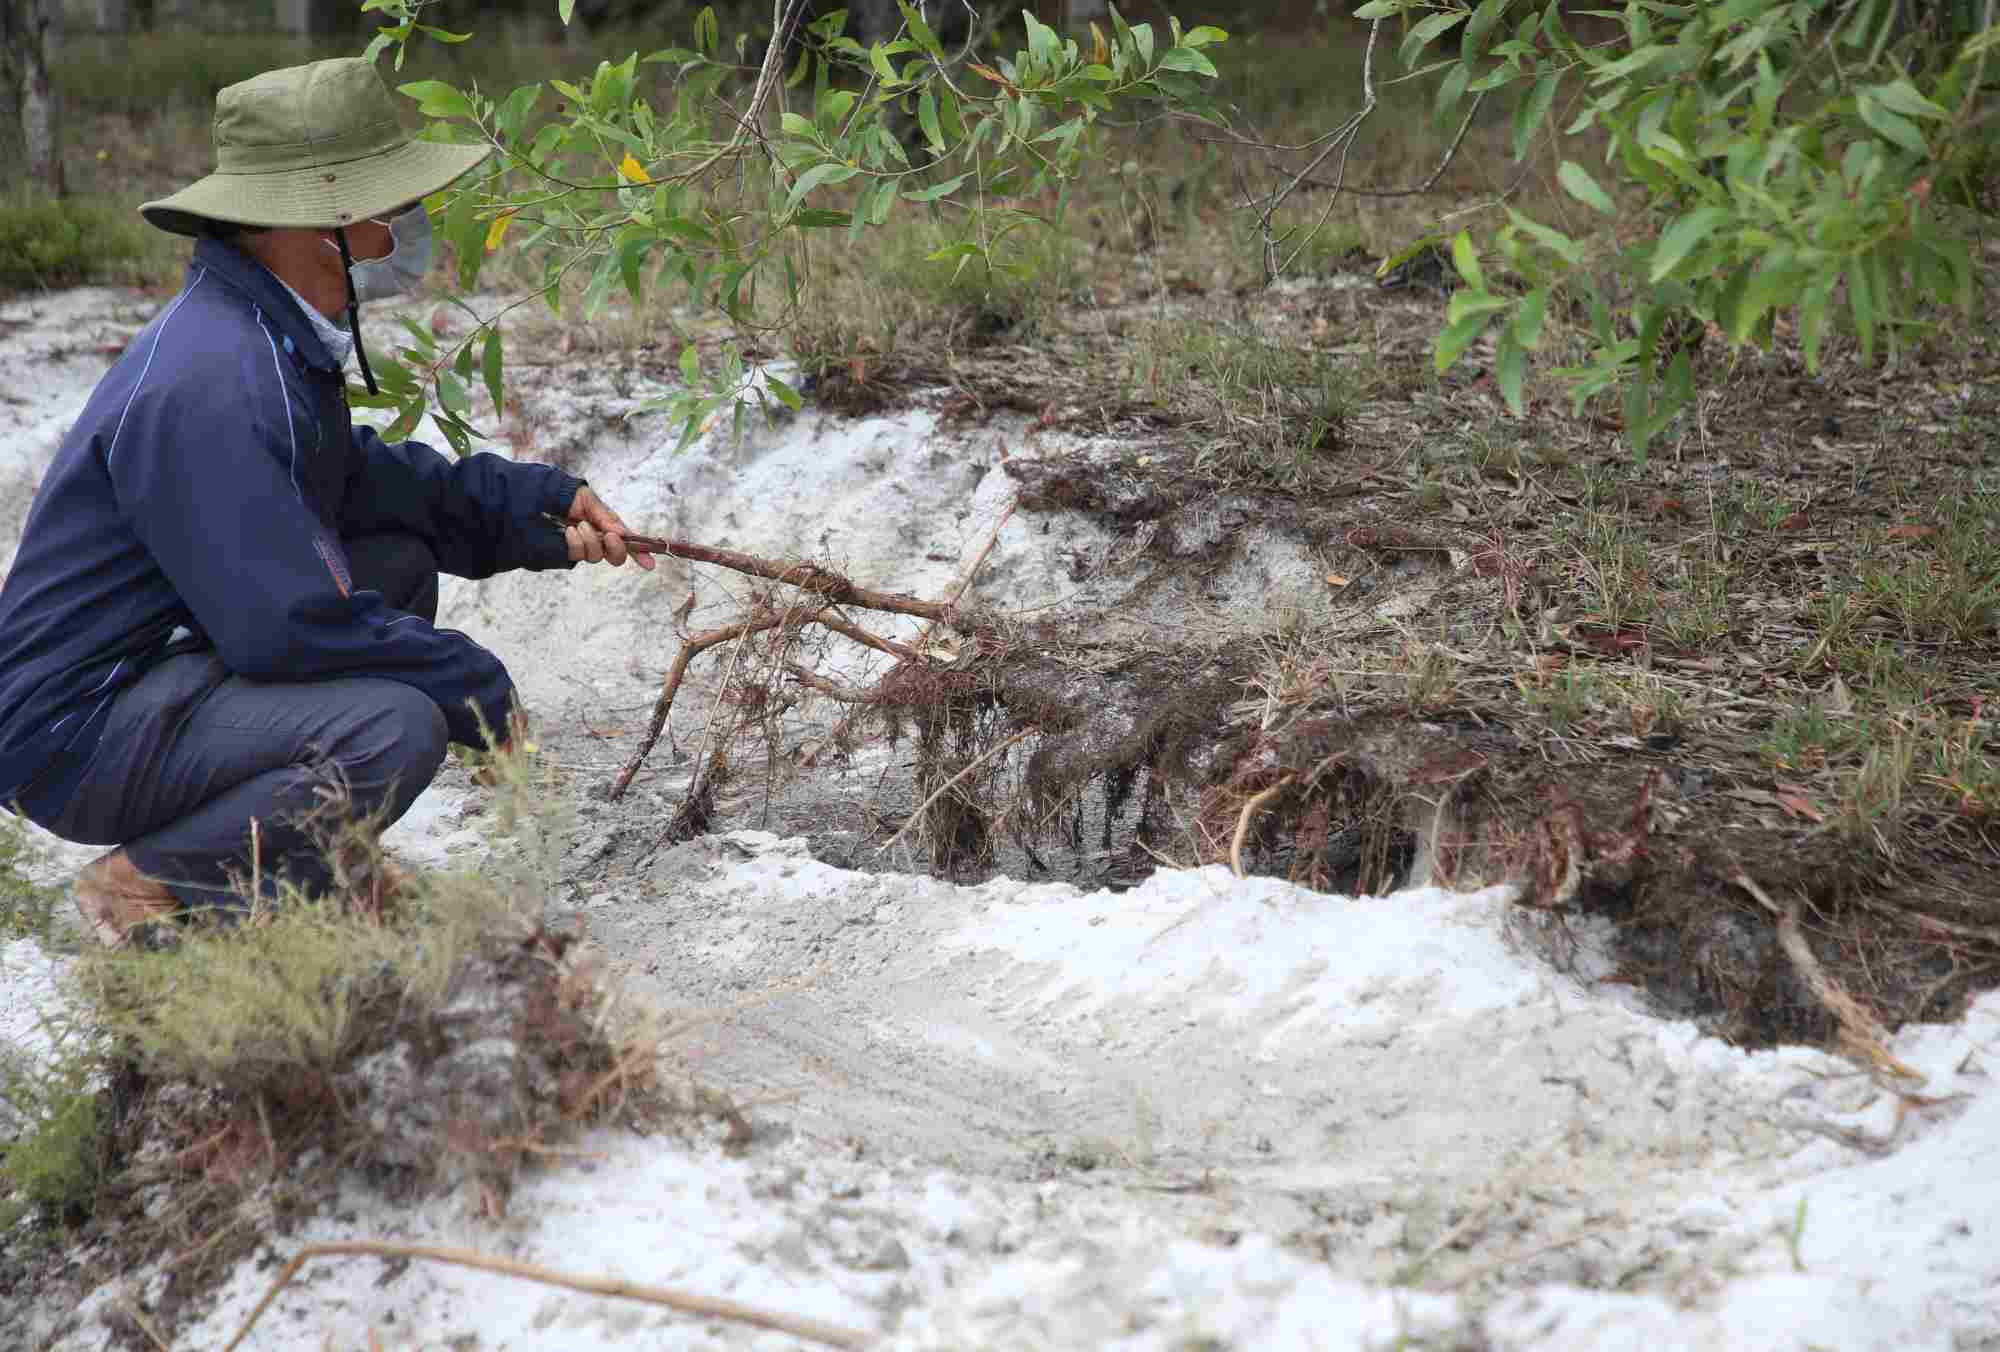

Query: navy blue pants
[31,533,448,910]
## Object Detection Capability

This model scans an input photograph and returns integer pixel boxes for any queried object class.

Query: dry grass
[0,745,722,1346]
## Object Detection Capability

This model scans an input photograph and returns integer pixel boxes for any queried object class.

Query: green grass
[1127,317,1359,487]
[0,813,61,943]
[0,190,155,291]
[0,1036,104,1232]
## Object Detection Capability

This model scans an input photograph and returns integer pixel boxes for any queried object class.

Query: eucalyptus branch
[1290,92,1483,199]
[1254,17,1381,281]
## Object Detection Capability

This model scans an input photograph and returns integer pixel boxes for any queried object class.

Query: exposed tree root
[599,518,2000,1057]
[1231,777,1295,879]
[606,520,1013,875]
[879,731,1031,859]
[1731,870,1923,1083]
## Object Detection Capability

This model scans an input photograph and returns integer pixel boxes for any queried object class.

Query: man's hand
[565,485,657,571]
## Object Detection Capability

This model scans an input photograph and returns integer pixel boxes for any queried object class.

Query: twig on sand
[1231,776,1296,879]
[115,1294,171,1352]
[937,497,1016,619]
[221,1241,873,1352]
[1730,869,1923,1084]
[1437,1223,1611,1291]
[878,731,1032,857]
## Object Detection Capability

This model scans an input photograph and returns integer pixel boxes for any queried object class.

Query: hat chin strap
[334,227,380,397]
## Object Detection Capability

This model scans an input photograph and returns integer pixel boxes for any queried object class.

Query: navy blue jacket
[0,239,580,817]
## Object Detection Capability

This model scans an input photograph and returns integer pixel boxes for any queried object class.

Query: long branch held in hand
[550,516,957,623]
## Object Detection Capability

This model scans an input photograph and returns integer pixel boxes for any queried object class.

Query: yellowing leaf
[1090,21,1108,65]
[484,209,518,252]
[618,153,651,184]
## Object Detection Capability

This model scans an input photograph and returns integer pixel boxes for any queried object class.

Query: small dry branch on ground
[222,1240,872,1351]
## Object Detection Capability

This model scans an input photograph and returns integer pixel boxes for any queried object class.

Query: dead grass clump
[3,753,699,1346]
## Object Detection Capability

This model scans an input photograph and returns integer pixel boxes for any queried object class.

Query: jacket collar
[190,238,343,373]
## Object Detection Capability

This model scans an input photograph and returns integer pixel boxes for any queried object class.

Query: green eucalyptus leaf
[785,162,861,216]
[1495,333,1527,415]
[1511,71,1559,160]
[481,328,503,413]
[437,370,471,416]
[397,79,472,119]
[1436,312,1491,373]
[767,374,803,411]
[1449,230,1487,292]
[1557,160,1615,213]
[1157,46,1216,77]
[1648,207,1731,282]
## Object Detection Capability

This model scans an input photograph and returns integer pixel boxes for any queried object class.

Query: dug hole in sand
[2,288,1998,1350]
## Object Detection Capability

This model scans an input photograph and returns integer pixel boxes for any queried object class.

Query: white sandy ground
[2,285,1999,1350]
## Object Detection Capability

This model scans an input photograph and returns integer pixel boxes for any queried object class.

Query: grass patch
[1127,317,1359,489]
[0,191,156,292]
[0,748,705,1340]
[792,213,1086,374]
[0,1026,104,1235]
[0,814,61,942]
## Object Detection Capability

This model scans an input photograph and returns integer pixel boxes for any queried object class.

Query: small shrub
[0,1026,108,1229]
[0,813,60,942]
[0,192,146,292]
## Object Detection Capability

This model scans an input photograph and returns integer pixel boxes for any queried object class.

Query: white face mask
[327,205,433,302]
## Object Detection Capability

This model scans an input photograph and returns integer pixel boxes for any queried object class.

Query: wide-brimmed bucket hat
[141,57,490,236]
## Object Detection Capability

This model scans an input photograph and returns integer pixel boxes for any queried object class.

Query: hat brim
[140,138,493,237]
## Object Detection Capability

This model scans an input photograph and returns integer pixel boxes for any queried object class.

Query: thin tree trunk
[14,0,62,196]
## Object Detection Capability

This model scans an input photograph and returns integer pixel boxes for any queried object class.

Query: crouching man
[0,57,655,945]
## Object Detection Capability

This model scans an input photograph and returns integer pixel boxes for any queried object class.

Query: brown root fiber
[603,491,1999,1058]
[855,632,2000,1055]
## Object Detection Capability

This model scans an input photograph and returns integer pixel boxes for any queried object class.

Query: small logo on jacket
[314,535,352,597]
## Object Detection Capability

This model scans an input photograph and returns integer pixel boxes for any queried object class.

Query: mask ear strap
[334,226,380,397]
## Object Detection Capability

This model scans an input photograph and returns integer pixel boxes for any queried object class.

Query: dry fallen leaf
[1325,573,1350,588]
[1774,789,1825,823]
[1885,524,1936,542]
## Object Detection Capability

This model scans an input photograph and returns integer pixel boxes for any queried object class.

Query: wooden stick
[1231,776,1295,879]
[593,524,957,624]
[877,731,1032,855]
[221,1240,873,1352]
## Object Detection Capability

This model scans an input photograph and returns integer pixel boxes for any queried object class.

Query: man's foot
[74,848,180,949]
